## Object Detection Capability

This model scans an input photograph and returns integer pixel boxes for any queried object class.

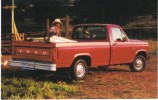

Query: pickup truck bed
[11,40,111,69]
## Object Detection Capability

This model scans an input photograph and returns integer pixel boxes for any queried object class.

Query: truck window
[72,26,106,40]
[111,27,126,42]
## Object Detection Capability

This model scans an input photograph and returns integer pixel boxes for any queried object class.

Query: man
[82,27,90,38]
[49,18,63,37]
[45,19,63,42]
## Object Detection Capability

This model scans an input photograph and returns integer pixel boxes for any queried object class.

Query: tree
[73,0,157,24]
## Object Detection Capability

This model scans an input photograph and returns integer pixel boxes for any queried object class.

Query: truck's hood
[129,39,142,42]
[129,39,148,45]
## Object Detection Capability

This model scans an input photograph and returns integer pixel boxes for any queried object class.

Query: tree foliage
[2,0,157,25]
[73,0,157,24]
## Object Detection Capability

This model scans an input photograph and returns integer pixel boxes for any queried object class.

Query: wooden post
[65,15,69,38]
[11,0,21,41]
[12,0,15,41]
[47,19,50,37]
[21,33,25,41]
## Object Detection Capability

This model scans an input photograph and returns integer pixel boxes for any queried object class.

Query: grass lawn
[1,68,77,99]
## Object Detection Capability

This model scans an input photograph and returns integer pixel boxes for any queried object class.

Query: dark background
[1,0,157,39]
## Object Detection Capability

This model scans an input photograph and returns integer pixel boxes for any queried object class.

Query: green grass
[1,68,77,99]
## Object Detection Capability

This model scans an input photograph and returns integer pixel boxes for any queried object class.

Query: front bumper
[9,60,56,71]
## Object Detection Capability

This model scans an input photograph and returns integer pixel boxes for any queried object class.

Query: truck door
[110,27,132,64]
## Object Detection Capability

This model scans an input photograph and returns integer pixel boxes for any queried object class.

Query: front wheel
[130,55,146,72]
[71,59,88,80]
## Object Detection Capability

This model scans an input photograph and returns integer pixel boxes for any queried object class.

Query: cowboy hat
[52,19,63,25]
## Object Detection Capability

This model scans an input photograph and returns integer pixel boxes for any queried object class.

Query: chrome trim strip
[9,60,56,71]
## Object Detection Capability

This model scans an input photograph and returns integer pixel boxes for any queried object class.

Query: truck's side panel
[55,42,110,68]
[129,41,149,60]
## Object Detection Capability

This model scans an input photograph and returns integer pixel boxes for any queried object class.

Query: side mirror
[122,37,127,42]
[116,38,122,42]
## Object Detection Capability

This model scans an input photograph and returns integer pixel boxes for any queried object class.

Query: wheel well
[137,51,147,60]
[72,56,91,67]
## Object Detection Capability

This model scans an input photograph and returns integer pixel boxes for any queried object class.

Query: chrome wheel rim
[134,58,143,70]
[76,63,85,78]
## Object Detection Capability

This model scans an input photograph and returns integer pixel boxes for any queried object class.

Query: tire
[130,55,146,72]
[71,59,88,80]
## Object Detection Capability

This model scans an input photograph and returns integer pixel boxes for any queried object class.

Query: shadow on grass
[90,66,131,72]
[2,66,131,83]
[1,67,73,83]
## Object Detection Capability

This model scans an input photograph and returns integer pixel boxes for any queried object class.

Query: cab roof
[74,24,121,27]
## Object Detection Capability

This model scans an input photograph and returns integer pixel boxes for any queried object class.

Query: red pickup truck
[9,24,150,80]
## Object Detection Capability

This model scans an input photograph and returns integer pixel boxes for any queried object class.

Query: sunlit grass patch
[2,76,77,99]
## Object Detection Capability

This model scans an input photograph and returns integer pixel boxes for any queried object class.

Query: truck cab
[71,24,149,65]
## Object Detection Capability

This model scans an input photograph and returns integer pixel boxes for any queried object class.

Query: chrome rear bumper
[9,60,56,71]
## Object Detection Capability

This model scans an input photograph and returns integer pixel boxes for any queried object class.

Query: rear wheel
[130,55,146,72]
[71,59,87,80]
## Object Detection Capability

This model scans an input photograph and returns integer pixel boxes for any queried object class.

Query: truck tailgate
[12,41,55,63]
